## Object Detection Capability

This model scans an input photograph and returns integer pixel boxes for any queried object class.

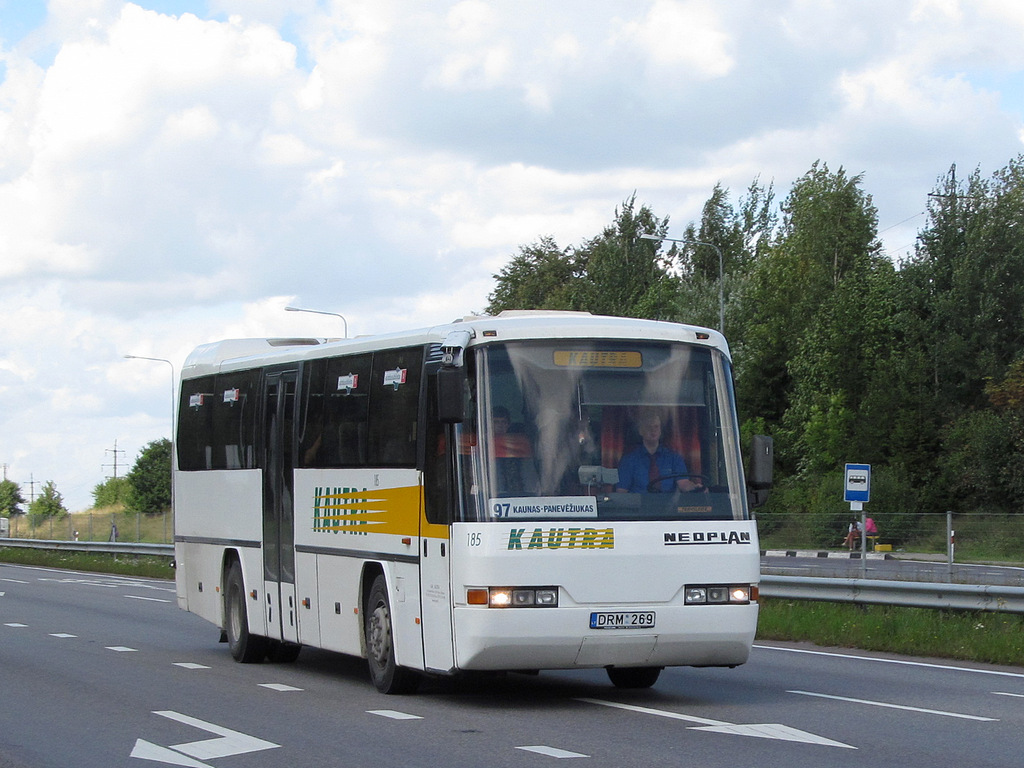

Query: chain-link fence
[756,510,1024,562]
[1,509,173,544]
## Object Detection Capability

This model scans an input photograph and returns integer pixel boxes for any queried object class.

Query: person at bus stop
[615,412,702,494]
[842,520,861,550]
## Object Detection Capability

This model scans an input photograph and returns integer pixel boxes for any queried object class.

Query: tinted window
[368,347,423,467]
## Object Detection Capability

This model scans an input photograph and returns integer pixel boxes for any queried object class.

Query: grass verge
[0,547,174,579]
[758,598,1024,667]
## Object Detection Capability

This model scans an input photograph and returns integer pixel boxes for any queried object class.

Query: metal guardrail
[3,539,1023,614]
[0,538,173,557]
[760,574,1024,614]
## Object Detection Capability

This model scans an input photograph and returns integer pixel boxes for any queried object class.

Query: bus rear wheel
[607,666,662,689]
[365,575,420,694]
[225,561,268,663]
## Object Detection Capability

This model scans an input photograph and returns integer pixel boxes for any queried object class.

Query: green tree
[93,476,130,509]
[126,439,172,515]
[487,196,678,321]
[0,478,26,517]
[28,481,67,521]
[486,236,579,314]
[573,194,678,319]
[732,162,882,470]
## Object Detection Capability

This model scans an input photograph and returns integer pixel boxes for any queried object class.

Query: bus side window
[177,375,216,471]
[213,370,259,469]
[368,347,424,467]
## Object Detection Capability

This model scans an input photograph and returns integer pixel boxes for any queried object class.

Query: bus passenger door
[419,521,454,673]
[419,399,456,674]
[262,370,299,646]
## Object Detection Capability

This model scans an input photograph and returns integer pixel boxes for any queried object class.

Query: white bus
[173,311,772,693]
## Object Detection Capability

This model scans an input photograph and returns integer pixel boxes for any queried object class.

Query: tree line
[486,158,1024,545]
[0,438,172,523]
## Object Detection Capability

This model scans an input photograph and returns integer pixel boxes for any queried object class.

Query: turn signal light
[466,587,559,608]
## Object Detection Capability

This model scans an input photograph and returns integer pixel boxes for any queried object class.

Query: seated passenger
[616,412,702,493]
[491,406,536,495]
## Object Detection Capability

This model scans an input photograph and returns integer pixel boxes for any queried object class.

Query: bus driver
[616,412,703,494]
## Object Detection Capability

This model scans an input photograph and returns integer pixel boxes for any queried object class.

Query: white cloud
[620,0,734,76]
[2,0,1024,512]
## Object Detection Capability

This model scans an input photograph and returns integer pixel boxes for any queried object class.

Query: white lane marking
[368,709,423,720]
[516,746,588,759]
[107,646,138,652]
[130,739,212,767]
[993,692,1024,698]
[125,595,172,603]
[576,697,855,748]
[50,633,77,638]
[788,690,998,721]
[153,710,280,760]
[575,698,727,726]
[173,663,210,670]
[258,683,302,691]
[40,577,118,588]
[5,623,27,627]
[1,578,30,584]
[756,644,1024,680]
[690,723,855,748]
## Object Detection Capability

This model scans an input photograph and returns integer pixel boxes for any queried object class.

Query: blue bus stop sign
[844,464,871,503]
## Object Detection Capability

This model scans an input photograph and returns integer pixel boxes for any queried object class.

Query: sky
[2,0,1024,514]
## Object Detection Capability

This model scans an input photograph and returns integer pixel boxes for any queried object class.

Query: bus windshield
[454,339,747,523]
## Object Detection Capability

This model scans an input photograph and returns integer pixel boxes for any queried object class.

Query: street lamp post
[285,306,348,338]
[640,233,724,333]
[124,354,176,522]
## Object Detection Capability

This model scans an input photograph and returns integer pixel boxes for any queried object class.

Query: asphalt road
[2,561,1024,768]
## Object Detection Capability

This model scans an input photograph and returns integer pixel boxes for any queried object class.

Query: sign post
[844,464,871,576]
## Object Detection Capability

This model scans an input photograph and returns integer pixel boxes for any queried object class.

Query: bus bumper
[452,603,758,671]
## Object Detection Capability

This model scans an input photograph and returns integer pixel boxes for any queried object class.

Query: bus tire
[606,666,661,689]
[225,561,267,663]
[365,575,420,694]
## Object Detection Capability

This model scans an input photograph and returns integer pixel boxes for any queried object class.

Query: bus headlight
[466,587,559,608]
[684,584,754,605]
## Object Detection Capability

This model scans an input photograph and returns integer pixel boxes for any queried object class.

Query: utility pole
[104,439,126,479]
[26,474,36,504]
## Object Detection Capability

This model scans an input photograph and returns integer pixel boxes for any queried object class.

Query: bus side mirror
[747,434,773,508]
[437,367,466,424]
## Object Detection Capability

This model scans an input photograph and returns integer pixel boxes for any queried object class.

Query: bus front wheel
[225,561,267,663]
[365,575,420,694]
[607,666,662,689]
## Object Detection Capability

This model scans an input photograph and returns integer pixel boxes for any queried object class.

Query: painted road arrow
[131,710,280,766]
[576,698,855,749]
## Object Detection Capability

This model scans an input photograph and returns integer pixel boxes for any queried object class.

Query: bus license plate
[589,611,656,630]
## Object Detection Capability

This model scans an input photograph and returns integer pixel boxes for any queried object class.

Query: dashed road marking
[367,710,423,720]
[107,646,139,652]
[788,690,998,721]
[50,633,77,638]
[516,746,588,759]
[174,663,210,670]
[259,683,303,692]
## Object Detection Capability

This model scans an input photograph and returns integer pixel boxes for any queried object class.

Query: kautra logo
[313,487,370,535]
[507,527,615,550]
